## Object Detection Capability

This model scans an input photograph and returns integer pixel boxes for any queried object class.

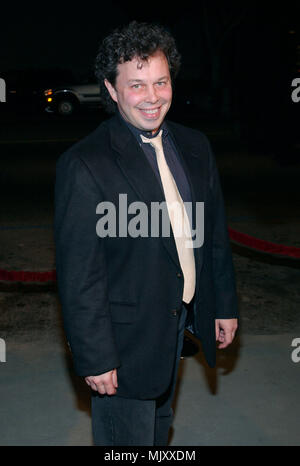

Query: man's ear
[104,79,118,103]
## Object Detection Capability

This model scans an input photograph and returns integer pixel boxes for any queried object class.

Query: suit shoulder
[166,120,210,146]
[56,118,111,170]
[166,120,214,166]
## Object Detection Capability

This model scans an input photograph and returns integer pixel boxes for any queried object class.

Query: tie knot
[140,130,163,152]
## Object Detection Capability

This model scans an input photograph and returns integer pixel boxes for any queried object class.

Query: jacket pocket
[109,301,137,324]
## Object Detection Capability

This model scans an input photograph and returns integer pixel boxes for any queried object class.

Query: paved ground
[0,109,300,446]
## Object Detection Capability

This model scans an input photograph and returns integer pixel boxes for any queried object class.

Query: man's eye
[132,84,141,89]
[157,81,166,86]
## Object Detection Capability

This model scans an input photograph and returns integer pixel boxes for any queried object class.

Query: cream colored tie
[141,130,196,303]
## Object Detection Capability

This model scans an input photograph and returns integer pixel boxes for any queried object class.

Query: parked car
[0,68,76,114]
[44,79,101,116]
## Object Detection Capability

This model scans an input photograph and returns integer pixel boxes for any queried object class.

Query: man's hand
[85,369,118,395]
[215,319,238,349]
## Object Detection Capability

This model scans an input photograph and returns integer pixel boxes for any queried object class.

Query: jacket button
[171,309,178,317]
[176,272,182,278]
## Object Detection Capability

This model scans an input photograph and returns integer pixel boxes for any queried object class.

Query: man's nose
[146,85,159,103]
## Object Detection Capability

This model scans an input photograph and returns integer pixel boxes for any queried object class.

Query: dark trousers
[91,304,188,446]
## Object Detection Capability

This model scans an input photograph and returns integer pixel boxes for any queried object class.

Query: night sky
[1,0,299,147]
[1,1,299,75]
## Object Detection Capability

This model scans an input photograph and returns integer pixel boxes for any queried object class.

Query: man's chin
[137,116,166,133]
[135,106,170,132]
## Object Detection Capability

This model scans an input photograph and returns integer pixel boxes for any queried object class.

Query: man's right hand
[85,368,118,395]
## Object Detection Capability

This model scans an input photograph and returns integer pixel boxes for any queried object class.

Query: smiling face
[104,51,172,134]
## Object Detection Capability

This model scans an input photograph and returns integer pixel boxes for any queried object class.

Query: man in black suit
[54,21,238,446]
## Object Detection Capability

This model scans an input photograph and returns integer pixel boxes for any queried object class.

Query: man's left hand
[215,319,238,349]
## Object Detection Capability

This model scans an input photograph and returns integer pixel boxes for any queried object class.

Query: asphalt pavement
[0,109,300,446]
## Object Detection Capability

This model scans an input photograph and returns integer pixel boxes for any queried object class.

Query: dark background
[1,1,300,447]
[1,0,299,155]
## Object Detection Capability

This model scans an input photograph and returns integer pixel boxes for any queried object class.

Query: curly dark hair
[94,21,181,113]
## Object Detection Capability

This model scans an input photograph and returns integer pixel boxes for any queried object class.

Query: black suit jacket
[54,115,238,399]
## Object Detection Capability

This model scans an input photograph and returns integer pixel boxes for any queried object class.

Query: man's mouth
[138,107,161,119]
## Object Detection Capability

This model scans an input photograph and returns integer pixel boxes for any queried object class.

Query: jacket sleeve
[54,151,121,376]
[206,137,239,319]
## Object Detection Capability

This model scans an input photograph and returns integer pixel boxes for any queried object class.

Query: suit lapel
[110,116,164,205]
[109,116,181,270]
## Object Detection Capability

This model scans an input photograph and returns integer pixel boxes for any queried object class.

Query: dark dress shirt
[119,113,192,205]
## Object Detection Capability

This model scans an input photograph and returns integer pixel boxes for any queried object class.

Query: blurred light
[44,89,53,96]
[47,97,52,102]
